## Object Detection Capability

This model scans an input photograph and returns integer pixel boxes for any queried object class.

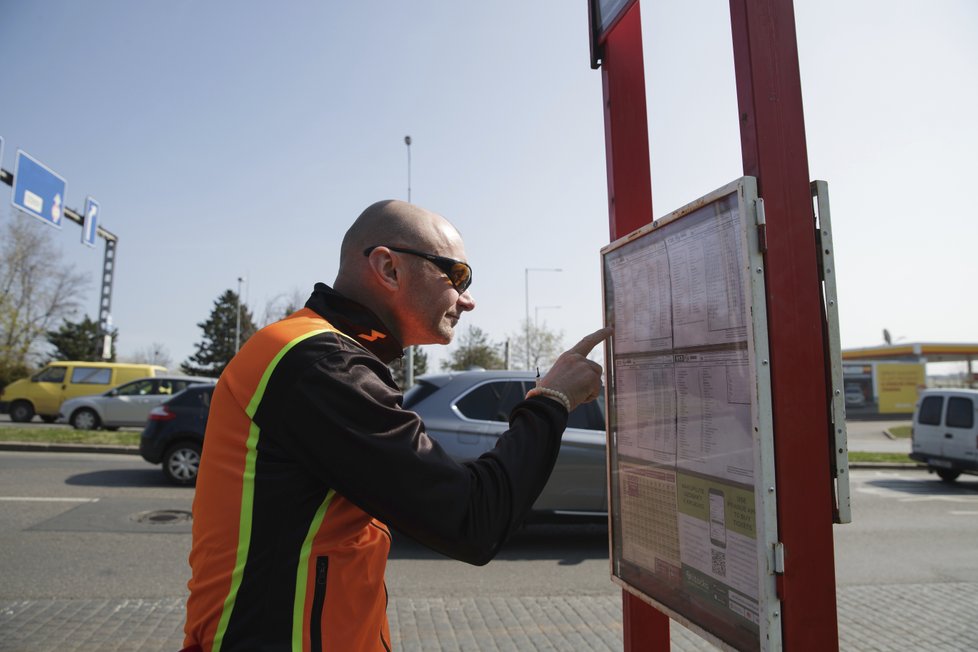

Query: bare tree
[260,287,308,326]
[125,342,174,369]
[507,319,564,372]
[0,216,88,382]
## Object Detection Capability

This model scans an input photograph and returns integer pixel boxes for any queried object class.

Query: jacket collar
[304,283,404,363]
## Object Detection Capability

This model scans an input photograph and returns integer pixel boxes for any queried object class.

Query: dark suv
[139,384,214,485]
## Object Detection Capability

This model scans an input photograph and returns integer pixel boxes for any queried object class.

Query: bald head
[333,200,473,345]
[339,200,456,268]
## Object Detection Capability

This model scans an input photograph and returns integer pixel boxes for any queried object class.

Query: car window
[917,396,943,426]
[116,379,155,396]
[170,380,193,394]
[403,380,439,409]
[170,387,213,408]
[71,367,112,385]
[33,366,67,383]
[567,400,605,431]
[946,397,974,429]
[456,381,529,422]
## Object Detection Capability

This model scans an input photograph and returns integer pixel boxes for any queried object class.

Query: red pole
[729,0,840,648]
[599,2,670,649]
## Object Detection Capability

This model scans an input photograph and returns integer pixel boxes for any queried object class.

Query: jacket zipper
[310,556,328,650]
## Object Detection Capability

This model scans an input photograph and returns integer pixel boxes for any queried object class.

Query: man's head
[334,200,476,346]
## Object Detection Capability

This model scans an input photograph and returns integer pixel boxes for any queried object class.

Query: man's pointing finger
[568,327,614,356]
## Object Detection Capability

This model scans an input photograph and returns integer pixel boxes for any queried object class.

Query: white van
[910,388,978,483]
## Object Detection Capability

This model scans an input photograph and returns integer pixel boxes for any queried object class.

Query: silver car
[59,375,216,430]
[404,370,607,522]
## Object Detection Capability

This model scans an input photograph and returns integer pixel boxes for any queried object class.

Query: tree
[507,319,564,372]
[126,342,173,368]
[443,325,505,371]
[181,289,257,377]
[390,346,428,390]
[260,287,308,326]
[46,315,117,362]
[0,216,88,388]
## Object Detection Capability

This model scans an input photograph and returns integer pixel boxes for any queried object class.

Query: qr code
[711,549,726,578]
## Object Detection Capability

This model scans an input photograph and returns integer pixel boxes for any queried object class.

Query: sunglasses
[363,245,473,293]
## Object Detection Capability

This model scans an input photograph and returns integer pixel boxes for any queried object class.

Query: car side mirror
[108,389,118,397]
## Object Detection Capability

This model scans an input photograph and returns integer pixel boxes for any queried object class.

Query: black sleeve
[278,345,568,566]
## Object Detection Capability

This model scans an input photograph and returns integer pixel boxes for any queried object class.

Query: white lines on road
[0,496,99,503]
[949,510,978,515]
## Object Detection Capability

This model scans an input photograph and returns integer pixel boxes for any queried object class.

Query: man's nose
[458,289,476,312]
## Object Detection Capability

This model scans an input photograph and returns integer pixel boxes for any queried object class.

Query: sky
[1,0,976,375]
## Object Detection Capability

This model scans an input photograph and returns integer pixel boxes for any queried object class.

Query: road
[2,450,977,651]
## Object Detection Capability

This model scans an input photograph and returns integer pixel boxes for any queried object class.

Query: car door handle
[945,433,953,439]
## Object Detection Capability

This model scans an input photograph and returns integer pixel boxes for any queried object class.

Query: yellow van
[0,362,167,423]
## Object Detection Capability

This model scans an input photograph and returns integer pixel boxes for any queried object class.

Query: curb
[0,441,139,455]
[0,441,923,470]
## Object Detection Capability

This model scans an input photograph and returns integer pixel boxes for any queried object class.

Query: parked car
[404,370,608,522]
[140,384,214,485]
[910,388,978,483]
[59,375,216,430]
[0,361,166,423]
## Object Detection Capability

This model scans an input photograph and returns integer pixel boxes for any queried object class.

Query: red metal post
[601,1,653,242]
[600,2,670,649]
[729,0,840,648]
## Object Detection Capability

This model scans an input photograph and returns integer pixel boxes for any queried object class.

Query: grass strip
[0,427,140,446]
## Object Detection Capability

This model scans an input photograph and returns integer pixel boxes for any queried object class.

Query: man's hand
[536,327,612,412]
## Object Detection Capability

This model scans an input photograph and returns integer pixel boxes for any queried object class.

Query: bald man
[182,200,609,652]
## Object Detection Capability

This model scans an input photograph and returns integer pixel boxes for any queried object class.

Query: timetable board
[601,177,781,651]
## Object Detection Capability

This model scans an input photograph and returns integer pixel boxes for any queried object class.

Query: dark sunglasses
[363,245,473,293]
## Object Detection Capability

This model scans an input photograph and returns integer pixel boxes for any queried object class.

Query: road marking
[949,510,978,515]
[0,496,99,503]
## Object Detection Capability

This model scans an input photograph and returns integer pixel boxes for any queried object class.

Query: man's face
[397,230,476,346]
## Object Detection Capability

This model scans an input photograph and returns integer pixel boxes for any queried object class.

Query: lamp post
[404,135,414,387]
[524,268,561,369]
[235,276,245,353]
[535,305,561,329]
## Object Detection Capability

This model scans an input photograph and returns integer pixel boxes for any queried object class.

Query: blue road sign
[12,150,66,228]
[83,196,100,247]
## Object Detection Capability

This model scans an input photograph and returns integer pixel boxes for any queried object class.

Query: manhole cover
[132,509,193,525]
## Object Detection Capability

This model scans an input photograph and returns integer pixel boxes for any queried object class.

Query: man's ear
[365,247,400,291]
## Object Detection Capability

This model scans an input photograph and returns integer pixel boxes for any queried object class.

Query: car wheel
[9,401,34,423]
[936,468,960,483]
[70,408,101,431]
[163,441,202,485]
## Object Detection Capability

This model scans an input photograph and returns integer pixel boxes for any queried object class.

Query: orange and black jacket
[184,283,568,651]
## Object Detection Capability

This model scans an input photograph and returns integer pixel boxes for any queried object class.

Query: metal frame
[813,180,851,524]
[601,176,781,651]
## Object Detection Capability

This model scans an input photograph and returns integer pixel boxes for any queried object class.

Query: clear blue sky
[2,1,976,373]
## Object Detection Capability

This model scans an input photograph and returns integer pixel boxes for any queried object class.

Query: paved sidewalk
[2,582,977,651]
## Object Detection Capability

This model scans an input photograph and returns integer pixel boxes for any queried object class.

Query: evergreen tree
[443,325,505,371]
[46,315,117,362]
[181,289,257,377]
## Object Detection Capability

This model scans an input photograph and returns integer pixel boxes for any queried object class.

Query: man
[183,200,609,651]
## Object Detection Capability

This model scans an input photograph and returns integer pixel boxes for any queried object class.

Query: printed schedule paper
[601,178,780,651]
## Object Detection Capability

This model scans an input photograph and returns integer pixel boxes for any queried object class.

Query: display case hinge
[773,542,785,574]
[755,197,767,254]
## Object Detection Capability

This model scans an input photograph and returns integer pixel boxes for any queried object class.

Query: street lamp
[235,276,245,353]
[404,135,414,387]
[535,305,561,329]
[525,268,561,369]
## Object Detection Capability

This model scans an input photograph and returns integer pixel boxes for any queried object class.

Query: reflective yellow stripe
[292,489,336,651]
[212,328,332,651]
